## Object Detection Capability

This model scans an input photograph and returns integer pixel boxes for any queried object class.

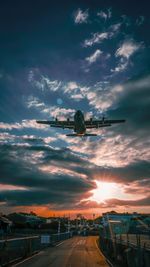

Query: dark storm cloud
[73,196,150,210]
[0,142,150,208]
[108,74,150,135]
[26,144,96,178]
[0,189,91,207]
[104,197,150,207]
[93,160,150,184]
[123,180,150,195]
[0,144,96,207]
[1,191,149,209]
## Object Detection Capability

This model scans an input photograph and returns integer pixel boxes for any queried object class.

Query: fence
[99,234,150,267]
[0,231,72,266]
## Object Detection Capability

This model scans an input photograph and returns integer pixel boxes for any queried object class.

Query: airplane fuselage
[36,109,126,137]
[74,110,86,135]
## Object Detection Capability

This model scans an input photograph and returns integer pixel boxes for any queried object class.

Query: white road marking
[95,239,113,267]
[56,240,68,247]
[76,239,86,245]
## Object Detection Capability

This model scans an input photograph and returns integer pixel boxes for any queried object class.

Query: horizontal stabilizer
[66,133,97,137]
[66,134,80,137]
[84,134,97,136]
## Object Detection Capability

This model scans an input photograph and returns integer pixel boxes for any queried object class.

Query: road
[13,236,109,267]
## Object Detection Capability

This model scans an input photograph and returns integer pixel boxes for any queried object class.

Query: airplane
[36,110,126,137]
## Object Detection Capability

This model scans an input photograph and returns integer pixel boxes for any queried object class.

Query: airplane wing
[36,120,75,129]
[85,119,125,128]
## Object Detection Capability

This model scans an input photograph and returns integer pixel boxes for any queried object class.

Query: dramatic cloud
[107,75,150,133]
[111,39,143,73]
[69,75,150,171]
[103,197,150,208]
[85,49,103,64]
[0,142,149,210]
[27,73,90,103]
[49,107,75,118]
[28,72,61,92]
[84,32,109,47]
[0,1,149,214]
[26,96,75,118]
[0,120,48,131]
[111,60,128,73]
[74,9,89,24]
[97,8,112,20]
[115,39,142,59]
[26,96,46,109]
[83,23,121,47]
[27,71,123,110]
[0,132,56,145]
[0,144,96,207]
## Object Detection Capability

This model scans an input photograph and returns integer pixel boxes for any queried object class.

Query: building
[101,212,142,236]
[8,213,44,228]
[0,216,12,234]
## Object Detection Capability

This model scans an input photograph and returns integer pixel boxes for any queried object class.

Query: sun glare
[90,180,139,204]
[90,181,119,203]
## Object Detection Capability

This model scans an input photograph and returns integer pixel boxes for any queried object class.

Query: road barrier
[0,232,72,266]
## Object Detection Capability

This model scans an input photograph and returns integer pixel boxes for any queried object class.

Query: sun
[90,180,120,203]
[89,180,143,204]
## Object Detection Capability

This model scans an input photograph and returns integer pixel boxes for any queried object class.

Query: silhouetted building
[8,213,44,228]
[0,216,12,234]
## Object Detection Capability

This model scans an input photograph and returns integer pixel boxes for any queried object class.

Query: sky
[0,0,150,217]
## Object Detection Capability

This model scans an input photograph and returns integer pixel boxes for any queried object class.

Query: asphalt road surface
[13,236,109,267]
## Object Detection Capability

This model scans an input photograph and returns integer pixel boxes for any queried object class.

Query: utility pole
[68,218,70,233]
[93,214,95,227]
[58,220,60,235]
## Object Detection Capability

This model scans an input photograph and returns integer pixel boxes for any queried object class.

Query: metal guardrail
[99,234,150,267]
[113,234,150,250]
[0,232,72,266]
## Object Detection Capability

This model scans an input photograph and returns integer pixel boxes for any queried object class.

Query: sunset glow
[0,1,149,218]
[90,181,119,203]
[90,180,138,204]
